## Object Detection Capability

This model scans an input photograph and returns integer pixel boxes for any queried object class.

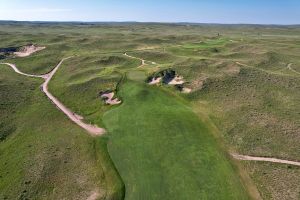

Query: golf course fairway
[103,80,250,200]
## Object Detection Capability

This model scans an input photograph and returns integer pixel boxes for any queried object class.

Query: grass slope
[1,22,300,199]
[103,80,250,200]
[0,66,123,200]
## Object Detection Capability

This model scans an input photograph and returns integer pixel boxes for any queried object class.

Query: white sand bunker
[168,75,185,85]
[14,44,46,57]
[147,69,192,93]
[148,77,162,85]
[181,87,192,93]
[101,92,121,105]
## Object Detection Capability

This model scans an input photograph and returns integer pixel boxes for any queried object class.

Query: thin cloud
[1,8,72,13]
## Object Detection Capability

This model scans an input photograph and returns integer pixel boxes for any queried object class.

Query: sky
[0,0,299,24]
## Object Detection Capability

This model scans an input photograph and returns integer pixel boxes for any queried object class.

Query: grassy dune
[1,22,300,200]
[0,60,122,200]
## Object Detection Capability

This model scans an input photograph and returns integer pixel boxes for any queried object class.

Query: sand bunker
[182,87,192,93]
[148,77,162,85]
[168,75,185,85]
[147,69,191,93]
[101,92,122,105]
[14,44,45,57]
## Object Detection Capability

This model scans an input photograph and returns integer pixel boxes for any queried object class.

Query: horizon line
[0,20,299,26]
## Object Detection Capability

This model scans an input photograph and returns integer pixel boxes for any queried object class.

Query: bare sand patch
[232,153,300,166]
[168,75,185,85]
[182,87,192,93]
[14,44,45,57]
[101,92,122,105]
[148,77,162,85]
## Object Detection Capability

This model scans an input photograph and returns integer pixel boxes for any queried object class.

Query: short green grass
[103,80,250,200]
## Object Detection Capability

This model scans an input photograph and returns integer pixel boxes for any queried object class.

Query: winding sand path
[3,57,299,164]
[231,153,300,167]
[236,61,300,77]
[124,52,156,68]
[0,58,105,136]
[124,53,146,68]
[287,63,300,75]
[0,62,46,78]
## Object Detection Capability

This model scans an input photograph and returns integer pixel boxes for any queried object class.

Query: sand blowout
[100,91,122,105]
[14,44,46,57]
[147,69,192,93]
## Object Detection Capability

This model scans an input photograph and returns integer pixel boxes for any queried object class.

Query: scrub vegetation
[0,21,299,200]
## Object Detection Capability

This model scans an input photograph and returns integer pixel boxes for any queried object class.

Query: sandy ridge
[231,153,300,166]
[1,58,105,136]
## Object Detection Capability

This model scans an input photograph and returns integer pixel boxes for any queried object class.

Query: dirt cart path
[231,153,300,166]
[1,58,105,136]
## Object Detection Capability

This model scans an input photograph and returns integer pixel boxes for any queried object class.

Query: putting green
[104,80,250,200]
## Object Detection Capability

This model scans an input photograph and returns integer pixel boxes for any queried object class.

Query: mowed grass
[103,80,250,200]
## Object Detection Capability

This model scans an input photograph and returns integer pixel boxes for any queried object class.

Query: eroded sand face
[14,45,46,57]
[168,75,185,85]
[148,77,162,85]
[101,92,122,105]
[182,87,192,93]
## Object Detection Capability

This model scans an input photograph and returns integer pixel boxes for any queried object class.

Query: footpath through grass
[103,80,250,200]
[0,66,123,200]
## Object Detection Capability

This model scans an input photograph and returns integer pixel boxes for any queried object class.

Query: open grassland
[1,22,300,199]
[0,66,123,199]
[245,162,300,200]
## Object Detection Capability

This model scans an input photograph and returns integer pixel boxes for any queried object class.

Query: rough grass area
[0,63,123,200]
[245,162,300,200]
[48,55,140,127]
[190,67,300,160]
[103,81,250,200]
[1,22,300,200]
